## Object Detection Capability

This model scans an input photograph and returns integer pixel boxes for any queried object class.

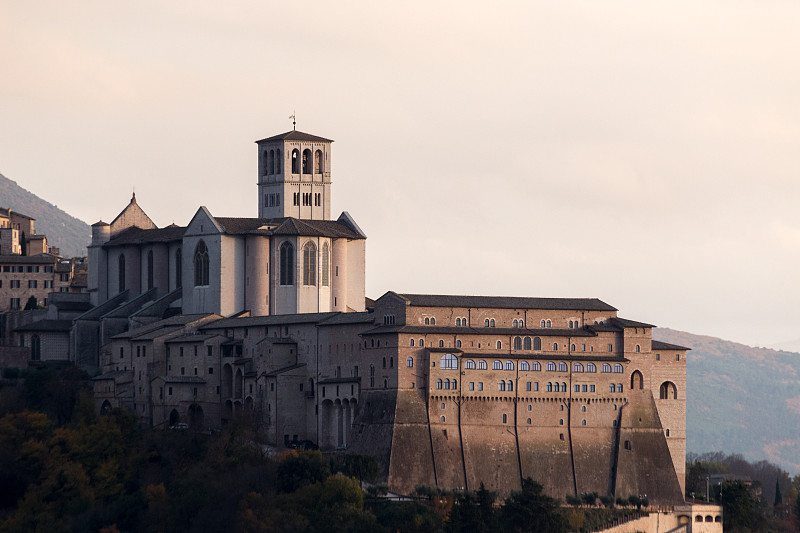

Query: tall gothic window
[321,243,329,286]
[280,241,294,285]
[147,250,154,290]
[303,242,316,286]
[291,149,300,174]
[194,241,209,286]
[118,254,126,292]
[175,248,182,288]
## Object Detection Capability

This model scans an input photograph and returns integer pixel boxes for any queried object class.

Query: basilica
[77,127,687,503]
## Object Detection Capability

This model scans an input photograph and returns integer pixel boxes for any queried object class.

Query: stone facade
[82,127,687,504]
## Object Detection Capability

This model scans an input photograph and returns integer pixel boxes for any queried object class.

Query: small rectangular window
[582,384,587,392]
[478,382,483,391]
[526,382,531,391]
[574,385,580,392]
[168,387,173,395]
[608,344,613,352]
[208,367,213,374]
[590,385,595,392]
[534,382,539,391]
[676,354,680,361]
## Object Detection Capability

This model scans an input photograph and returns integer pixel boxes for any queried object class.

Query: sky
[2,1,800,348]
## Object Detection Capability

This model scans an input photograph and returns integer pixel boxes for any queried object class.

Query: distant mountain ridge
[653,327,800,475]
[0,172,90,257]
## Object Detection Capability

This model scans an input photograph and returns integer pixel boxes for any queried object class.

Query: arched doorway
[100,400,112,415]
[189,404,204,430]
[631,370,643,390]
[169,409,180,426]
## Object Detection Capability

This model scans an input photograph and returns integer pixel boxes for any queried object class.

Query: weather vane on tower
[289,111,296,131]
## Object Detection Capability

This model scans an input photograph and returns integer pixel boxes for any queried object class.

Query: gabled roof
[255,130,333,144]
[104,225,186,246]
[609,317,655,329]
[392,293,617,312]
[212,216,365,240]
[202,311,340,330]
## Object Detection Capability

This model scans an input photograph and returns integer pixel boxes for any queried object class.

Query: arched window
[519,361,530,371]
[425,318,430,325]
[533,337,541,350]
[546,320,551,328]
[264,150,271,175]
[531,362,541,371]
[456,340,462,348]
[314,150,322,173]
[499,381,506,391]
[635,344,640,352]
[440,353,458,369]
[562,382,567,391]
[573,363,584,372]
[410,339,415,346]
[436,379,443,390]
[540,320,546,327]
[660,381,678,399]
[546,362,556,371]
[503,414,507,424]
[390,357,394,368]
[456,318,461,326]
[430,317,436,325]
[291,149,300,173]
[558,362,568,372]
[513,319,518,327]
[118,254,126,292]
[613,364,623,373]
[407,357,414,368]
[553,342,558,350]
[601,363,612,373]
[484,319,489,327]
[610,384,616,392]
[571,344,576,351]
[507,380,513,391]
[553,382,560,392]
[444,379,451,390]
[419,339,424,347]
[30,334,41,361]
[490,319,495,327]
[546,382,553,392]
[280,242,294,285]
[492,360,502,370]
[496,340,502,349]
[321,243,329,286]
[439,340,444,347]
[175,248,182,288]
[194,241,209,286]
[478,360,487,370]
[303,242,316,285]
[505,361,514,370]
[524,337,532,350]
[275,149,281,173]
[631,370,643,389]
[586,363,596,373]
[465,360,476,369]
[302,149,312,174]
[452,379,457,389]
[514,337,522,350]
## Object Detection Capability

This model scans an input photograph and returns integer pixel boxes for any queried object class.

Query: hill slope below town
[0,172,90,257]
[653,328,800,475]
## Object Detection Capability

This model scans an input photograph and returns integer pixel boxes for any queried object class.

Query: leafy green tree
[277,449,329,493]
[23,296,38,310]
[498,478,567,533]
[448,484,496,533]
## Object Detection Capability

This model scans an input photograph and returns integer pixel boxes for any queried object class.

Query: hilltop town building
[75,127,688,503]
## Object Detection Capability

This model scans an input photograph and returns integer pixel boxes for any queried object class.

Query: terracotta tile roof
[651,340,691,351]
[212,216,364,239]
[395,293,618,312]
[609,317,656,328]
[14,319,73,332]
[361,325,597,337]
[0,253,58,264]
[202,312,340,330]
[104,225,186,246]
[255,130,333,143]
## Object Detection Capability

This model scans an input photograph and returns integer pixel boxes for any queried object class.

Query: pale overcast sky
[2,1,800,348]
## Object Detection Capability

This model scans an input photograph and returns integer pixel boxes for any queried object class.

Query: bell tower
[256,129,333,220]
